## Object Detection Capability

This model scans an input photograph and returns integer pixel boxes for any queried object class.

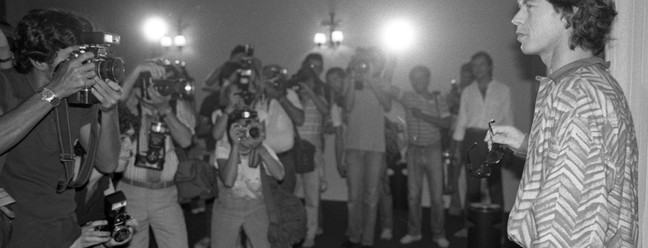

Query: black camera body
[141,59,195,100]
[351,60,370,75]
[67,32,124,105]
[135,121,167,170]
[235,44,256,105]
[230,109,261,139]
[95,191,133,243]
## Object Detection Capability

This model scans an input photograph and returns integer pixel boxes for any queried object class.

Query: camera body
[95,191,133,243]
[142,59,195,100]
[350,60,370,75]
[235,44,257,105]
[230,109,261,140]
[135,121,168,170]
[67,32,124,105]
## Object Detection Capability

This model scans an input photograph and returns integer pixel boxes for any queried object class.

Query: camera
[66,32,125,105]
[95,191,133,243]
[230,109,261,140]
[235,44,256,105]
[135,121,168,170]
[142,59,195,100]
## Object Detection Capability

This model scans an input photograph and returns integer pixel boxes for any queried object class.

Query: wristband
[0,57,11,63]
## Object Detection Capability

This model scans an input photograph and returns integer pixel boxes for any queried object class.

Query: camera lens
[248,126,260,139]
[96,57,125,82]
[112,227,132,243]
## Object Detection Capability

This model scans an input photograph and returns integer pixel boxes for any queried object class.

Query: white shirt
[453,79,514,141]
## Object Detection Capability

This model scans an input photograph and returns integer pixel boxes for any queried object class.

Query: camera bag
[173,145,218,204]
[259,164,306,248]
[54,99,99,193]
[292,129,316,174]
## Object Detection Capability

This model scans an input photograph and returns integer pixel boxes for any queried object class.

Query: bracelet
[0,56,11,63]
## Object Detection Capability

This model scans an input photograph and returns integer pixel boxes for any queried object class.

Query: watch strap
[41,87,61,107]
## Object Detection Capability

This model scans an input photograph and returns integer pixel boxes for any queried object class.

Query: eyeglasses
[465,120,506,178]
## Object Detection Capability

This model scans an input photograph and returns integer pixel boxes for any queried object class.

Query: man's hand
[91,77,123,112]
[141,84,171,112]
[134,61,166,80]
[264,83,285,100]
[229,123,245,145]
[48,52,98,98]
[485,125,525,151]
[71,220,111,248]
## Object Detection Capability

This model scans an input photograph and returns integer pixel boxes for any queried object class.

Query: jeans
[379,163,393,231]
[406,143,446,238]
[117,182,188,248]
[210,198,270,248]
[345,149,386,246]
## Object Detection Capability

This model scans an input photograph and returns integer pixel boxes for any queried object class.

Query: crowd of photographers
[0,7,455,248]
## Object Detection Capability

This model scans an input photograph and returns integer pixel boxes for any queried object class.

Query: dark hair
[13,9,91,73]
[409,65,431,80]
[547,0,616,55]
[471,51,493,66]
[326,67,346,79]
[230,45,246,58]
[460,62,472,74]
[303,53,323,65]
[218,62,241,86]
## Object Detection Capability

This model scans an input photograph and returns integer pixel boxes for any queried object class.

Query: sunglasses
[465,120,506,178]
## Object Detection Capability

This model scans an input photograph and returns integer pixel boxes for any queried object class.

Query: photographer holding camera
[0,9,123,247]
[116,58,195,248]
[340,47,394,248]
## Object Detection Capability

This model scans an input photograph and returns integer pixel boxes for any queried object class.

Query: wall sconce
[160,35,173,48]
[314,12,343,48]
[174,35,186,49]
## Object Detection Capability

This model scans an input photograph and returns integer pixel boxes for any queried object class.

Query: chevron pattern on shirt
[507,59,638,248]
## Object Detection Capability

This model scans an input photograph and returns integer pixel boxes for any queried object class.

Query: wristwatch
[41,87,61,107]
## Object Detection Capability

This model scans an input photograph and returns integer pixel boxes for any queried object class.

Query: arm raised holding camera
[0,52,98,154]
[142,85,193,148]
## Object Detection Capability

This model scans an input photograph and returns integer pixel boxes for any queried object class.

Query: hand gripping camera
[230,108,261,140]
[66,32,125,105]
[141,59,195,100]
[135,121,168,170]
[95,191,133,243]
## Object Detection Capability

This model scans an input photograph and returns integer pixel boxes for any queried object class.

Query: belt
[121,178,175,190]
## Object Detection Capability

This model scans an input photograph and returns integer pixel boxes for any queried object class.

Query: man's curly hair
[13,9,91,73]
[548,0,617,55]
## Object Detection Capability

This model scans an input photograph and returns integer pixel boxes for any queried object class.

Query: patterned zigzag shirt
[508,57,639,247]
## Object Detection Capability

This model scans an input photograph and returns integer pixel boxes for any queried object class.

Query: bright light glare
[160,36,172,47]
[314,33,327,45]
[174,35,187,47]
[382,19,415,52]
[143,17,168,41]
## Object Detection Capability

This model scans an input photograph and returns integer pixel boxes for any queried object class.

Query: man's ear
[29,58,49,71]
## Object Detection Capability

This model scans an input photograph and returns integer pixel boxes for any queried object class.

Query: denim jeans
[117,182,188,248]
[345,149,386,246]
[406,143,445,238]
[210,197,270,248]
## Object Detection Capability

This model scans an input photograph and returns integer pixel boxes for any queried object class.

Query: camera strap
[54,99,99,193]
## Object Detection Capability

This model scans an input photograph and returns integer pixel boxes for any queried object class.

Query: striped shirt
[507,57,639,247]
[400,91,450,146]
[296,96,325,145]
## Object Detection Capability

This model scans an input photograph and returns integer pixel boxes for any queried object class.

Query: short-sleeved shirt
[400,91,451,146]
[215,143,282,211]
[0,68,97,247]
[345,87,386,152]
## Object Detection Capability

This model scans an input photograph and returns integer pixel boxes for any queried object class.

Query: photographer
[292,53,328,247]
[0,9,122,247]
[211,49,303,191]
[117,59,195,248]
[340,47,393,248]
[211,108,284,248]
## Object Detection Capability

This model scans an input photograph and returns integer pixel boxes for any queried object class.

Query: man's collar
[547,57,609,83]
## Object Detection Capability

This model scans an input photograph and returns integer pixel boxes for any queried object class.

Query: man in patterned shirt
[488,0,638,247]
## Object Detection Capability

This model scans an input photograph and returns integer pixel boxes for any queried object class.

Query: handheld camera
[235,44,256,105]
[95,191,133,243]
[66,32,125,105]
[135,121,168,170]
[141,59,195,100]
